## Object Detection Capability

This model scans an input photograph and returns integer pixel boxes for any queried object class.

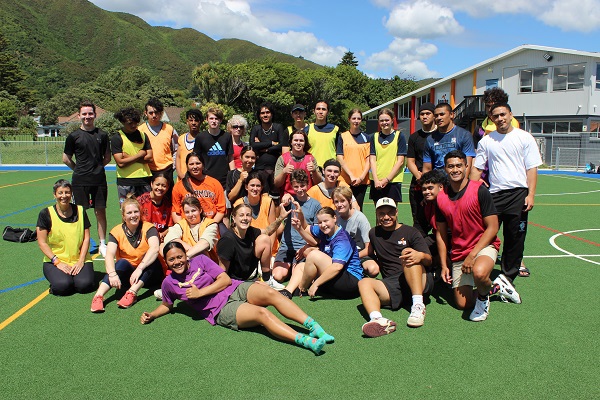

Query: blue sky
[90,0,600,80]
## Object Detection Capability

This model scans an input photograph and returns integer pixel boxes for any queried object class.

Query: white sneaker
[99,243,107,258]
[406,303,426,327]
[267,277,285,290]
[154,289,163,301]
[469,296,490,322]
[492,274,521,304]
[362,318,397,337]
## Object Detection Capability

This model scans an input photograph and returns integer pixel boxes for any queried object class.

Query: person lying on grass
[140,241,334,355]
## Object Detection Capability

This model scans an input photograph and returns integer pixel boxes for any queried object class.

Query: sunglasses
[231,125,245,129]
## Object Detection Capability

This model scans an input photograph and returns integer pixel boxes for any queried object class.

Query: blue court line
[0,200,55,219]
[0,277,45,294]
[0,165,117,171]
[539,170,600,179]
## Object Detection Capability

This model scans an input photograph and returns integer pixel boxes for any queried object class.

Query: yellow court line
[0,289,50,331]
[0,173,69,189]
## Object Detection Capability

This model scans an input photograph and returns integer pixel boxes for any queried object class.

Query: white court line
[524,254,600,258]
[549,228,600,266]
[537,189,600,196]
[538,174,600,196]
[545,175,600,184]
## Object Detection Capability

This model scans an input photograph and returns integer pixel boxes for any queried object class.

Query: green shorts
[215,281,254,330]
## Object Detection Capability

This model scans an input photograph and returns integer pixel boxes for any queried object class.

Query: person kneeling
[359,198,433,337]
[141,242,334,355]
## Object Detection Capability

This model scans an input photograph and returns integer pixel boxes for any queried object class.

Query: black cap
[291,104,305,112]
[419,102,435,113]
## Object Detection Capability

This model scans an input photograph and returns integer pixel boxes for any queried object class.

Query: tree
[0,91,21,127]
[0,31,33,107]
[338,51,358,68]
[17,115,37,138]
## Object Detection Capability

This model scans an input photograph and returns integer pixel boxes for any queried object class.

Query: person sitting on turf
[140,241,334,355]
[306,159,359,210]
[36,179,94,296]
[275,169,322,298]
[90,195,162,312]
[436,150,505,322]
[331,186,378,278]
[286,207,363,299]
[359,197,433,337]
[137,173,172,243]
[217,203,287,285]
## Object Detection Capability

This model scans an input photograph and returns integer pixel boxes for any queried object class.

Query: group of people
[35,90,541,353]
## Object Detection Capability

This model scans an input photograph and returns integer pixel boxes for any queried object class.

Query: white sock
[100,239,106,246]
[412,295,424,306]
[369,311,383,320]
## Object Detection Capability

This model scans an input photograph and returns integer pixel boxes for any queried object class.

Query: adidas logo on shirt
[207,143,226,156]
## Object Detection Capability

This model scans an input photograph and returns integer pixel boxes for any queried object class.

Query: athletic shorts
[215,281,254,331]
[451,245,498,289]
[117,184,152,202]
[318,270,360,299]
[72,185,108,209]
[274,247,302,265]
[382,271,434,311]
[370,182,402,203]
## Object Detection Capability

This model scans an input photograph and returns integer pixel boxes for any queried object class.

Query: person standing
[471,103,541,289]
[138,98,178,185]
[193,107,234,188]
[176,109,203,180]
[406,102,437,236]
[287,104,308,146]
[336,109,371,209]
[306,101,339,168]
[422,103,475,175]
[62,101,111,256]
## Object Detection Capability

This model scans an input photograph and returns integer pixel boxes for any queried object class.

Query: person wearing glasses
[228,115,249,169]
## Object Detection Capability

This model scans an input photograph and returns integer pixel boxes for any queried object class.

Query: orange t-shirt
[171,175,226,219]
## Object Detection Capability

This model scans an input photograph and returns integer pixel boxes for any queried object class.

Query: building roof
[162,107,185,123]
[364,45,600,117]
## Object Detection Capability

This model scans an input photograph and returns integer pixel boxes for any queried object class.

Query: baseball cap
[291,104,305,112]
[375,197,397,210]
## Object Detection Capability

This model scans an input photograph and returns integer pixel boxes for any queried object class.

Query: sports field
[0,169,598,399]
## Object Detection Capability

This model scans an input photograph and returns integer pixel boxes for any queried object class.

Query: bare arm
[113,150,147,168]
[406,157,421,181]
[470,167,483,182]
[462,214,499,272]
[185,271,232,300]
[524,167,538,211]
[436,221,451,283]
[141,302,173,324]
[62,153,76,170]
[422,162,432,174]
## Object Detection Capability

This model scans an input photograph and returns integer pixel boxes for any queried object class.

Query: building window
[398,102,410,119]
[519,68,548,93]
[417,94,430,109]
[486,79,499,90]
[596,64,600,89]
[553,63,585,91]
[531,121,583,134]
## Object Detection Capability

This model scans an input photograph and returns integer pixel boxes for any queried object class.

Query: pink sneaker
[117,291,137,308]
[91,295,104,313]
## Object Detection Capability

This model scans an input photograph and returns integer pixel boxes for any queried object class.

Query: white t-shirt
[474,127,542,193]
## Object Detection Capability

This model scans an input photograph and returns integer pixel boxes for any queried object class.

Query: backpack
[584,162,596,174]
[2,226,37,243]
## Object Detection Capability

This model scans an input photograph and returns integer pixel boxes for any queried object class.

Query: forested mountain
[0,0,318,99]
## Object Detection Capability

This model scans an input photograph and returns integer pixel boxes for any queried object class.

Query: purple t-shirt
[161,255,242,325]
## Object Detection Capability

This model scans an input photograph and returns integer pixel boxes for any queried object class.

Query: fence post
[45,141,48,165]
[555,147,560,170]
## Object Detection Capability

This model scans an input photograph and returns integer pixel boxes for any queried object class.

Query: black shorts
[72,185,108,209]
[370,182,402,203]
[318,270,360,299]
[382,271,434,311]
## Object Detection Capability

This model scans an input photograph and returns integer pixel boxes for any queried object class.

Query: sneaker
[469,296,490,322]
[279,289,293,299]
[267,276,285,290]
[99,243,107,258]
[407,303,426,327]
[492,274,521,304]
[117,291,137,308]
[154,289,163,301]
[362,318,397,337]
[90,295,104,313]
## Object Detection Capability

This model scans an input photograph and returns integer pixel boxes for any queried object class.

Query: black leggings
[43,262,95,296]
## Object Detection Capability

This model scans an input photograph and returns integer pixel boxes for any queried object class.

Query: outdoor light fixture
[543,53,553,62]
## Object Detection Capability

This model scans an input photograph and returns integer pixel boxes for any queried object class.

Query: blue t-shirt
[280,197,322,251]
[309,225,363,280]
[423,126,475,169]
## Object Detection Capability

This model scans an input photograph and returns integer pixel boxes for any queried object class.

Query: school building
[364,45,600,169]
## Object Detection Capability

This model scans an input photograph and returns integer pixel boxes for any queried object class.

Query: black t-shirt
[406,129,432,184]
[193,130,233,187]
[217,227,261,280]
[63,128,110,185]
[368,224,431,277]
[225,169,247,202]
[37,204,92,232]
[436,184,497,223]
[249,123,288,170]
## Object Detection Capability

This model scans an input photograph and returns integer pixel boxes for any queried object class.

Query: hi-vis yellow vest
[374,131,404,183]
[307,123,339,167]
[116,130,152,179]
[43,205,91,265]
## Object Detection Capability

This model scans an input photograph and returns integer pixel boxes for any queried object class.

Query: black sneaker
[279,289,293,299]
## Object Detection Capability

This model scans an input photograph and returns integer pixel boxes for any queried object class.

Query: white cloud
[539,0,600,32]
[365,38,438,79]
[384,1,463,39]
[90,0,345,67]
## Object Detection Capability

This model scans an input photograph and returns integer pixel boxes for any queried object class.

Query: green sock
[303,316,335,343]
[295,333,325,355]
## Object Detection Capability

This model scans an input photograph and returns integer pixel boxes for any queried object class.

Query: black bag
[2,226,37,243]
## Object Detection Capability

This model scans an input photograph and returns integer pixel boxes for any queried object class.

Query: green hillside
[0,0,319,98]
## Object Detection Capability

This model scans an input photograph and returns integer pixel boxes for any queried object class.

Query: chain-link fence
[0,140,66,165]
[532,133,600,170]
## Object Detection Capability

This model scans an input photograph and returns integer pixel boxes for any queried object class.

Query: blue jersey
[310,225,363,280]
[423,126,475,170]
